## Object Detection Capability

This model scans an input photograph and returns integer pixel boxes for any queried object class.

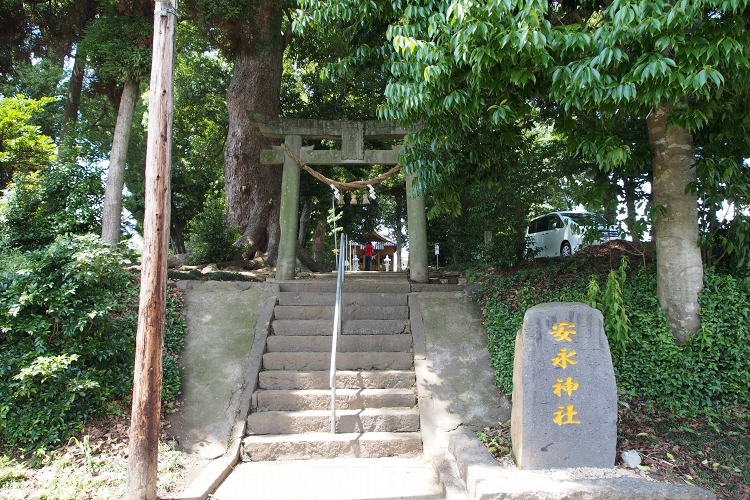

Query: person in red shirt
[364,241,374,271]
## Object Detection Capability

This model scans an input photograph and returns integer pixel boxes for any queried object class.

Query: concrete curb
[409,293,470,500]
[446,427,716,500]
[175,294,277,500]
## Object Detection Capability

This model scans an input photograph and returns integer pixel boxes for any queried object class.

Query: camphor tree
[301,0,750,343]
[183,0,295,264]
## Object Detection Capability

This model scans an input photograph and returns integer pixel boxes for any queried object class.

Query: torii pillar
[249,113,429,282]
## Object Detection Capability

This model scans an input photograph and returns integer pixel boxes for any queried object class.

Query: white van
[526,211,617,258]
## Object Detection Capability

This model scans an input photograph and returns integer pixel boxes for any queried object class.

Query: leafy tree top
[0,95,56,189]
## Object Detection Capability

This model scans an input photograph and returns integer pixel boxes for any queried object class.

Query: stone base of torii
[248,113,428,283]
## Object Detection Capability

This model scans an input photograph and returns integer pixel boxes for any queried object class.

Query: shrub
[481,257,750,415]
[0,162,104,250]
[0,95,57,190]
[0,234,185,452]
[185,194,240,265]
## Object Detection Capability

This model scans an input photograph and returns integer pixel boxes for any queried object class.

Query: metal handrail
[330,232,346,433]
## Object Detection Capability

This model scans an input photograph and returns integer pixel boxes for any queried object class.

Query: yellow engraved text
[553,404,581,425]
[553,376,579,397]
[549,321,576,341]
[551,347,577,368]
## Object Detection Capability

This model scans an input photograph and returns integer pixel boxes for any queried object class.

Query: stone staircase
[242,278,422,460]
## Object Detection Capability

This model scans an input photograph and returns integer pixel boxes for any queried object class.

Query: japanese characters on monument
[511,303,617,469]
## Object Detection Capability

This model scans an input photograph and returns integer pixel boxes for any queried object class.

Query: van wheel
[560,241,572,257]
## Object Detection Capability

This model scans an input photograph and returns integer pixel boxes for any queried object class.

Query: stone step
[278,282,411,294]
[258,370,416,390]
[272,319,408,336]
[274,305,409,321]
[242,432,422,461]
[251,388,416,412]
[262,352,414,371]
[278,292,408,307]
[246,408,420,435]
[266,335,412,353]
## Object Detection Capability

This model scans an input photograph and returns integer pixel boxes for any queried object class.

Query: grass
[0,441,188,500]
[0,409,200,499]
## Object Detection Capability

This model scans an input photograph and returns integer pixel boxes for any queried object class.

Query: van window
[536,216,552,232]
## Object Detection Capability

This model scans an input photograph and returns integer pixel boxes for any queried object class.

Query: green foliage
[0,235,131,451]
[0,96,57,189]
[204,271,251,282]
[481,256,750,414]
[167,269,203,281]
[185,193,241,265]
[124,27,231,253]
[589,257,631,352]
[0,162,104,250]
[0,235,185,452]
[694,148,750,271]
[299,0,750,265]
[476,421,512,457]
[78,11,153,85]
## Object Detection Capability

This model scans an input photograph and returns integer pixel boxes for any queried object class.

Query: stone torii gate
[248,113,428,283]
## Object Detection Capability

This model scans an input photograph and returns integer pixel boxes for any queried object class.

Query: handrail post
[330,232,345,433]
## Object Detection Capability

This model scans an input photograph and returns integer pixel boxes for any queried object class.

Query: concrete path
[212,457,444,500]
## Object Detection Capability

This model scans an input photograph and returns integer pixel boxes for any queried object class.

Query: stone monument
[511,302,617,469]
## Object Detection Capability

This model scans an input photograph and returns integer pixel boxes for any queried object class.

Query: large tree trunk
[170,217,187,254]
[102,79,139,244]
[60,52,85,150]
[224,8,285,265]
[647,101,703,344]
[298,196,312,246]
[312,218,326,265]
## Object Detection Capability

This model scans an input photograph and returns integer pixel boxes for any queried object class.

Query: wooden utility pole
[126,1,176,499]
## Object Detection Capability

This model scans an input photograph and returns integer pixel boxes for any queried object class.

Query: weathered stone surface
[277,292,408,306]
[276,134,301,281]
[261,351,414,371]
[251,388,416,412]
[266,334,412,353]
[258,370,415,390]
[201,263,219,274]
[511,302,617,469]
[241,432,422,461]
[247,113,411,140]
[272,319,408,336]
[277,282,411,294]
[472,475,716,500]
[273,305,409,320]
[167,253,188,268]
[620,450,642,468]
[246,408,420,434]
